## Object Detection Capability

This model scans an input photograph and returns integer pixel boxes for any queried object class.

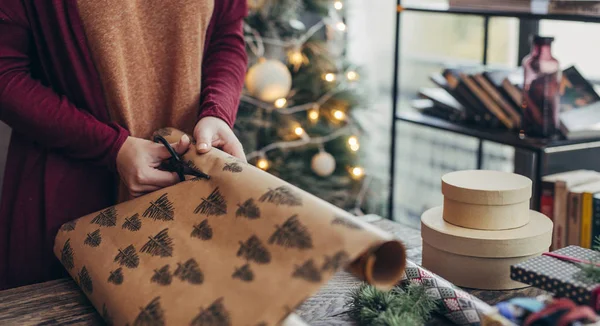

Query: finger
[195,128,213,153]
[222,139,247,162]
[143,169,181,188]
[155,134,191,160]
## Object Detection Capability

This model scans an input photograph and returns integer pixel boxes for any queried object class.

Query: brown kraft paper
[53,127,407,326]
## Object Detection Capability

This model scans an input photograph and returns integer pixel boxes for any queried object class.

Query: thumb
[195,128,213,154]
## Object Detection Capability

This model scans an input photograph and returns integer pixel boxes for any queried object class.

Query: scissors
[153,134,211,182]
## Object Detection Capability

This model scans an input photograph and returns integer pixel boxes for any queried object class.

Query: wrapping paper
[53,128,407,326]
[401,261,513,326]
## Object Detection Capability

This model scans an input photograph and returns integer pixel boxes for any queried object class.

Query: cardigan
[0,0,248,290]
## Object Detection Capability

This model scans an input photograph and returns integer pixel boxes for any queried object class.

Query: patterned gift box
[511,246,600,307]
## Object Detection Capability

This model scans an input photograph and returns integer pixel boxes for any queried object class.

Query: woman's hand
[193,116,246,161]
[116,134,191,197]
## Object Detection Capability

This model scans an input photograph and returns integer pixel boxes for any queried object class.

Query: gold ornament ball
[311,152,336,177]
[245,59,292,103]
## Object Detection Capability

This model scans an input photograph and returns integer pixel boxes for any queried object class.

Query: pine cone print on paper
[134,297,165,326]
[122,214,142,232]
[61,239,75,270]
[114,245,140,269]
[141,229,174,258]
[259,186,302,207]
[91,206,117,227]
[191,298,231,326]
[331,216,363,230]
[321,251,350,272]
[151,265,172,286]
[237,235,271,264]
[223,162,243,173]
[102,303,114,326]
[60,220,76,232]
[194,187,227,216]
[191,219,213,240]
[268,215,313,250]
[232,264,254,282]
[174,259,203,285]
[78,266,93,294]
[108,267,124,285]
[84,229,102,247]
[292,259,322,283]
[143,194,175,221]
[236,199,260,219]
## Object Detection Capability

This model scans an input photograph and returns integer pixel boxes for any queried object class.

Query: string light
[346,71,359,81]
[294,127,304,136]
[324,73,336,82]
[333,110,345,121]
[336,22,346,32]
[257,158,269,170]
[334,1,343,10]
[351,166,364,178]
[274,98,287,109]
[308,108,320,121]
[348,136,360,151]
[287,49,308,71]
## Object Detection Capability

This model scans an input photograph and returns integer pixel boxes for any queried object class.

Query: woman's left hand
[193,116,246,162]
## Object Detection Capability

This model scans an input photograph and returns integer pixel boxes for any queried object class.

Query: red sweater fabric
[0,0,247,290]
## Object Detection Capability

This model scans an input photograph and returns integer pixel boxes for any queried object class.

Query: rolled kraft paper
[443,197,530,230]
[442,170,532,206]
[422,206,553,258]
[422,242,536,290]
[53,127,407,326]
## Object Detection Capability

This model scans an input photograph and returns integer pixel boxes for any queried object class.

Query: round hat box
[441,170,532,230]
[421,206,553,290]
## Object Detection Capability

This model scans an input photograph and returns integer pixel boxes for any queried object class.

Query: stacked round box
[421,170,554,290]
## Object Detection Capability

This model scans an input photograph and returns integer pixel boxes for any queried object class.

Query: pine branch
[175,259,203,284]
[152,265,173,286]
[61,239,75,270]
[191,219,213,240]
[322,251,350,272]
[102,303,114,326]
[91,207,117,227]
[134,297,164,326]
[108,267,124,285]
[259,186,302,206]
[84,229,102,247]
[194,187,227,216]
[78,266,93,294]
[114,245,140,269]
[60,220,77,232]
[292,259,321,282]
[122,214,142,232]
[141,228,174,258]
[331,216,362,230]
[269,215,313,250]
[232,264,254,282]
[237,235,271,264]
[191,298,231,326]
[143,194,175,221]
[236,199,261,219]
[223,162,243,173]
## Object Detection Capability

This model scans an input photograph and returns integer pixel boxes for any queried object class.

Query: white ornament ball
[311,151,336,177]
[245,59,292,103]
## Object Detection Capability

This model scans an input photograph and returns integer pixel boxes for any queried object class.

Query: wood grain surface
[0,218,545,325]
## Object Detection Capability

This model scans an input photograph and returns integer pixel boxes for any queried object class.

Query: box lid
[421,206,552,258]
[442,170,532,206]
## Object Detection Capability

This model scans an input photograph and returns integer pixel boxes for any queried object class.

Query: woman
[0,0,248,290]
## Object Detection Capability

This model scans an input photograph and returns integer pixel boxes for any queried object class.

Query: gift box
[511,246,600,309]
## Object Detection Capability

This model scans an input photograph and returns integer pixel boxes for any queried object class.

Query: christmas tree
[238,0,373,214]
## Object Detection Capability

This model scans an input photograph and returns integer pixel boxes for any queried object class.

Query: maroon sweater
[0,0,247,290]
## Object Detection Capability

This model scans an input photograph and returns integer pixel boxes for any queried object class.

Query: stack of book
[414,65,599,135]
[541,170,600,250]
[449,0,600,17]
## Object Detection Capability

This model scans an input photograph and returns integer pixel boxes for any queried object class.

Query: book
[560,66,600,112]
[560,101,600,140]
[418,87,466,119]
[549,1,600,16]
[482,69,524,116]
[473,73,522,127]
[442,68,497,125]
[593,193,600,247]
[582,191,595,248]
[542,170,600,250]
[411,99,464,122]
[567,181,600,246]
[459,73,515,129]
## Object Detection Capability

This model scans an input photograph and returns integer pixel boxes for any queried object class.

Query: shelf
[396,110,600,152]
[401,3,600,23]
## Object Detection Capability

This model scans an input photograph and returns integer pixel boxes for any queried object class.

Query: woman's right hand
[116,135,191,197]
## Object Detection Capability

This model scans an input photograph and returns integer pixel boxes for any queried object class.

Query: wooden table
[0,219,544,325]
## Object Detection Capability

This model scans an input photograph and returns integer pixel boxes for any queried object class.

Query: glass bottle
[521,35,561,138]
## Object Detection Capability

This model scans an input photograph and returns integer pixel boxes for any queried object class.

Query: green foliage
[346,283,440,326]
[577,236,600,284]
